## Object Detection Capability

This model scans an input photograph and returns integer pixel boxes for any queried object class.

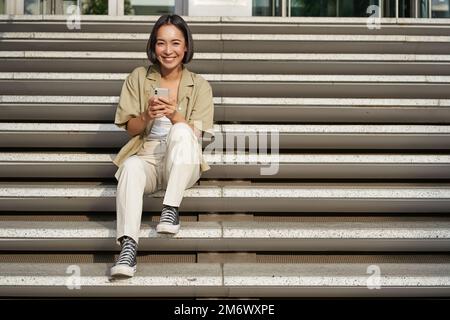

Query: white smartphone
[154,87,169,99]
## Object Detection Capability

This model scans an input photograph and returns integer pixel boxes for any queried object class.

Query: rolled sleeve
[187,79,215,139]
[114,72,140,130]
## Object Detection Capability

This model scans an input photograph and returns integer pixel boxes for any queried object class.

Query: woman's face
[155,24,187,72]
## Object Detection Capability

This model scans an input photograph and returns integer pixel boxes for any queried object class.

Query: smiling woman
[110,15,214,279]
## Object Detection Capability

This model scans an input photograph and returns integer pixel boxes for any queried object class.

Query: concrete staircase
[0,15,450,298]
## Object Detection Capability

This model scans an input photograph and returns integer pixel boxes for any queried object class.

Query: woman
[110,14,214,278]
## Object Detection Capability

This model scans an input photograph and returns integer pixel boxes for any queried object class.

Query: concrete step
[1,32,450,54]
[1,152,449,179]
[1,255,450,297]
[2,72,450,98]
[0,182,449,213]
[1,216,449,251]
[2,52,450,75]
[2,96,450,123]
[1,123,449,150]
[1,16,450,35]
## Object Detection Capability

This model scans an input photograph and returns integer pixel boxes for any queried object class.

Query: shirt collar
[146,64,194,88]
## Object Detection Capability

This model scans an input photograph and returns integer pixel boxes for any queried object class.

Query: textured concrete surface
[1,32,449,42]
[1,123,449,134]
[2,72,450,83]
[1,220,449,239]
[3,95,449,107]
[3,51,450,61]
[0,263,223,286]
[1,152,449,163]
[222,221,450,239]
[0,32,219,40]
[224,263,450,287]
[1,184,450,199]
[1,262,450,289]
[0,221,222,239]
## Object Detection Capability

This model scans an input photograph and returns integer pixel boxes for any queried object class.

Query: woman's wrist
[169,110,184,124]
[140,111,150,123]
[166,109,177,120]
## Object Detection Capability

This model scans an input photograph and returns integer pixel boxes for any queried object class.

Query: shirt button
[178,107,182,111]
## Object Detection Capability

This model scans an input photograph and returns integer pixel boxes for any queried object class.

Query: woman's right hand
[126,96,165,137]
[143,96,166,121]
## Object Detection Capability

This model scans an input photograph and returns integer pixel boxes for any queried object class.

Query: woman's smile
[162,56,176,62]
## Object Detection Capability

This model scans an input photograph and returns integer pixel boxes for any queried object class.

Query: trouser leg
[115,155,157,244]
[162,123,202,207]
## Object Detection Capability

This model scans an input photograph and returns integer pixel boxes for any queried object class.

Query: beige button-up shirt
[113,64,215,172]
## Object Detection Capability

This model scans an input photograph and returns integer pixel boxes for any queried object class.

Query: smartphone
[154,87,169,99]
[153,88,170,119]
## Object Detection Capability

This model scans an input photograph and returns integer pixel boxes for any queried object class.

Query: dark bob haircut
[146,14,194,65]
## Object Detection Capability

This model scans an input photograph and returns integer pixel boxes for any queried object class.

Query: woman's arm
[125,111,151,137]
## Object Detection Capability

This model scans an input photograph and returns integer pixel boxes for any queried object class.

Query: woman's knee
[168,122,194,142]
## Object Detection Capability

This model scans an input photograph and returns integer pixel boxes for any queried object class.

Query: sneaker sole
[110,264,136,278]
[156,223,180,234]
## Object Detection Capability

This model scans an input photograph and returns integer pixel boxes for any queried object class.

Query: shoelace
[160,206,179,225]
[115,237,137,267]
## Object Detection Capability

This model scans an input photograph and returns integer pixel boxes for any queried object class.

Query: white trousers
[114,122,202,244]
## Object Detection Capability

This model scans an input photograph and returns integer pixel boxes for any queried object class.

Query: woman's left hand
[156,96,177,119]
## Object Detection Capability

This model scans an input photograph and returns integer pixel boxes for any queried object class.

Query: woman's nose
[163,45,173,54]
